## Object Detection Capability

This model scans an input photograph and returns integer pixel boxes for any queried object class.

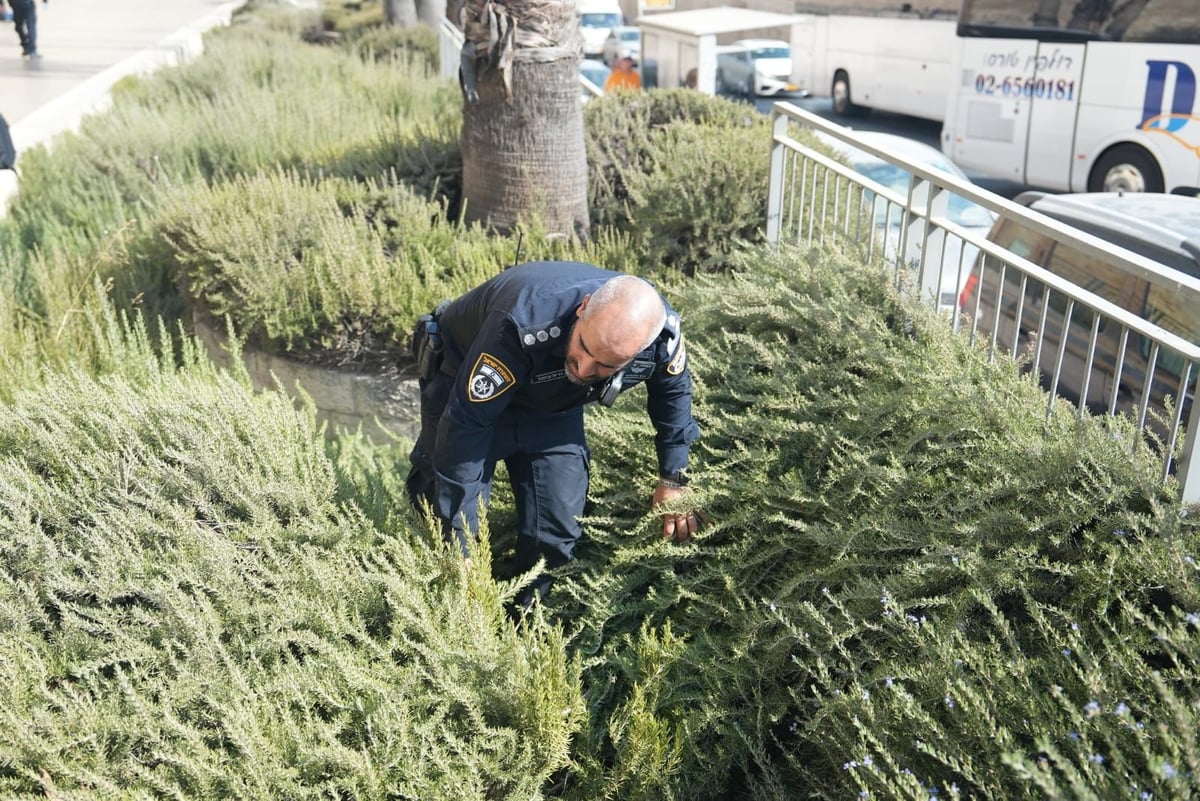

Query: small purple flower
[1089,753,1105,765]
[1114,702,1130,716]
[1162,763,1177,779]
[944,695,955,709]
[1062,648,1072,657]
[1186,612,1199,626]
[1085,700,1101,716]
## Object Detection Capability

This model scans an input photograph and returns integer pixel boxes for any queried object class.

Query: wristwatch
[658,470,689,489]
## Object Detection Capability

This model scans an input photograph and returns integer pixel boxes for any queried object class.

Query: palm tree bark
[416,0,443,26]
[383,0,418,27]
[459,0,588,239]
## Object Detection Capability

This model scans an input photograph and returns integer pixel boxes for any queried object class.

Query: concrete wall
[194,317,422,445]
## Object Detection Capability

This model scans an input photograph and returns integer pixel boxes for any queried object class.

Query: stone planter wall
[194,318,421,444]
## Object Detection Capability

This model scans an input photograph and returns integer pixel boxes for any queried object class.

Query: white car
[579,7,623,58]
[731,38,797,96]
[601,26,640,66]
[817,131,997,311]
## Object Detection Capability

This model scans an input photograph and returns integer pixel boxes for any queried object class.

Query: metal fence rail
[767,102,1200,504]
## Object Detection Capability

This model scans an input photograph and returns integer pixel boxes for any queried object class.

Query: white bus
[789,8,957,122]
[941,0,1200,194]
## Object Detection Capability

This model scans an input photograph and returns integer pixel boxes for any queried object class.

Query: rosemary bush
[0,306,581,799]
[584,89,774,275]
[0,11,459,388]
[553,244,1199,799]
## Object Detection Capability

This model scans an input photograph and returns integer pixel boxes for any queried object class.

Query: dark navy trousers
[406,371,590,599]
[10,0,36,56]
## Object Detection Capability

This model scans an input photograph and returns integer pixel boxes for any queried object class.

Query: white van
[579,0,623,58]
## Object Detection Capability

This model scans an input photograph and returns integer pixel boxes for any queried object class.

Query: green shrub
[549,243,1199,799]
[158,170,508,366]
[0,309,582,799]
[585,89,773,275]
[0,13,460,387]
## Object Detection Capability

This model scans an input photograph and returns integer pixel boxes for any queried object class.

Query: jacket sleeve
[645,333,700,476]
[433,311,531,539]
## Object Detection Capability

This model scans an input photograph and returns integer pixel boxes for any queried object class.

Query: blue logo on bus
[1140,60,1196,135]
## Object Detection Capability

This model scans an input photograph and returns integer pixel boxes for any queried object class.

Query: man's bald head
[564,275,666,386]
[582,275,666,353]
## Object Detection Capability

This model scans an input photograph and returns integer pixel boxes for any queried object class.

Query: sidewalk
[0,0,245,214]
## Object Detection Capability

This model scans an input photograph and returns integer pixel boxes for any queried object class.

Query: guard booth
[635,7,802,94]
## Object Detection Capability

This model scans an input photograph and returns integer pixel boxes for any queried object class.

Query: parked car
[818,130,997,310]
[579,0,623,58]
[960,191,1200,421]
[580,58,610,101]
[715,45,756,98]
[731,38,797,96]
[602,26,640,66]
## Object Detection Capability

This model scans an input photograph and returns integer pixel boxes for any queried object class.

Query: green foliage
[584,89,773,275]
[0,305,582,799]
[1,3,1198,797]
[0,12,460,389]
[552,243,1199,799]
[154,166,635,368]
[349,19,441,69]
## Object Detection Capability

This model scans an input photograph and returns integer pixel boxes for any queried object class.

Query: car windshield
[620,30,639,41]
[857,162,994,228]
[750,46,788,59]
[581,13,620,27]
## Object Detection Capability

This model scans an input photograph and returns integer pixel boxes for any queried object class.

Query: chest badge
[467,353,516,402]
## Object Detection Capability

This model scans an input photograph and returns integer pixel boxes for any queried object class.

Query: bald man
[406,261,702,606]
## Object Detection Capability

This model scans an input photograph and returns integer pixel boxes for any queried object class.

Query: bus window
[959,0,1199,42]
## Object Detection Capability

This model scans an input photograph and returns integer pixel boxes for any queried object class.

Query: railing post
[766,110,790,244]
[1178,385,1200,504]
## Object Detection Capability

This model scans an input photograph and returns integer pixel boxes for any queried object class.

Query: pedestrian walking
[407,261,704,609]
[0,0,46,58]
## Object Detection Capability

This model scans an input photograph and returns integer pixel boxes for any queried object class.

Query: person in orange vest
[604,55,642,93]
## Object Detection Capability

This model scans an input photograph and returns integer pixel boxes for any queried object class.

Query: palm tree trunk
[416,0,443,26]
[459,0,588,240]
[383,0,418,27]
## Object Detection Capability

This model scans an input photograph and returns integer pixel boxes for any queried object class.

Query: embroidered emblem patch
[666,336,688,376]
[467,353,516,402]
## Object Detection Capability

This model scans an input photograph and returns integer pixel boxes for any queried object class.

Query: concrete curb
[0,1,245,217]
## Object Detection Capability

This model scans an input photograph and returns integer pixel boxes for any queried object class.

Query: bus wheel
[1088,145,1164,193]
[831,71,860,116]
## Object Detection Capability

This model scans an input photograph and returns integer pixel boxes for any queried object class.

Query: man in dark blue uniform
[406,261,702,603]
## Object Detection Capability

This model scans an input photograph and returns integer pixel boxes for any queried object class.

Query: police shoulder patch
[467,353,516,402]
[666,335,688,376]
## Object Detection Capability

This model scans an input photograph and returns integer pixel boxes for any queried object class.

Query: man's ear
[576,294,591,317]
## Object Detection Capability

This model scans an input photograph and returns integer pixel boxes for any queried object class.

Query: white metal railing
[767,102,1200,503]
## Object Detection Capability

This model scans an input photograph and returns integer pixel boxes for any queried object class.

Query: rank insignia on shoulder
[467,353,516,402]
[666,336,687,376]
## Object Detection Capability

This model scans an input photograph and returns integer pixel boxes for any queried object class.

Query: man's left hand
[652,481,706,543]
